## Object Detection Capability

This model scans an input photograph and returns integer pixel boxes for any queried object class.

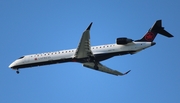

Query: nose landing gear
[16,69,19,74]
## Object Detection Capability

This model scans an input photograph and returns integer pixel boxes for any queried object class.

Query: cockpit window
[18,56,24,59]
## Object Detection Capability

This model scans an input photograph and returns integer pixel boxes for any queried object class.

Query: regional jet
[9,20,173,76]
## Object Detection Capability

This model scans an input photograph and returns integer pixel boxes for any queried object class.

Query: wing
[83,62,131,76]
[74,22,94,58]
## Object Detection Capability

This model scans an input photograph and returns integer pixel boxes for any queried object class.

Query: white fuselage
[9,42,153,70]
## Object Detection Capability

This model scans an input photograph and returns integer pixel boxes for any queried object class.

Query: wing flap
[74,23,93,58]
[83,62,131,76]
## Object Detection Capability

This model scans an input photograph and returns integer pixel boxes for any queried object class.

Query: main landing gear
[16,69,19,74]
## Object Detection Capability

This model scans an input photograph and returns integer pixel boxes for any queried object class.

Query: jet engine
[116,37,133,44]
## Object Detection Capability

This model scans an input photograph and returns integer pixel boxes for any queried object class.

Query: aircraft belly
[95,51,136,61]
[12,58,73,69]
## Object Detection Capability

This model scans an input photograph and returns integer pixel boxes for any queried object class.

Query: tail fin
[136,20,173,42]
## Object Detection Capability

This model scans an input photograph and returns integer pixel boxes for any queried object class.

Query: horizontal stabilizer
[158,29,174,37]
[151,20,173,38]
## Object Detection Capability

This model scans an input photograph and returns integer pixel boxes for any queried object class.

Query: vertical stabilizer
[136,20,173,42]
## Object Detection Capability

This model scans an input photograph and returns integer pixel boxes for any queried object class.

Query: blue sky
[1,0,180,103]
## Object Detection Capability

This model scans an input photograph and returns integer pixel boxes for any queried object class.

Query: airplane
[9,20,173,76]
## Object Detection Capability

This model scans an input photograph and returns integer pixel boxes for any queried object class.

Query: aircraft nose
[9,62,16,69]
[151,42,156,46]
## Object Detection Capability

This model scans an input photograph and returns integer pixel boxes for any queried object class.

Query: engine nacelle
[116,37,133,44]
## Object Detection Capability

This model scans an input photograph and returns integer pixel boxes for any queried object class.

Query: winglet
[123,70,131,75]
[86,22,93,30]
